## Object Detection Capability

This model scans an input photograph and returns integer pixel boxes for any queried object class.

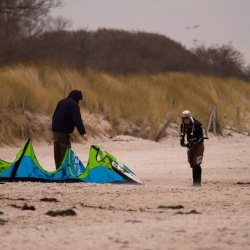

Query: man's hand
[82,134,88,142]
[180,136,185,147]
[188,138,197,145]
[186,138,198,148]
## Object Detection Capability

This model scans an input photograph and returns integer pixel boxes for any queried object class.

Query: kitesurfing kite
[0,139,143,184]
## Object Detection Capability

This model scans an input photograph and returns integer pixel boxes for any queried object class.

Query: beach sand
[0,133,250,250]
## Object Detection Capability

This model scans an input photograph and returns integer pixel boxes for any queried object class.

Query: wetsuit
[180,117,204,186]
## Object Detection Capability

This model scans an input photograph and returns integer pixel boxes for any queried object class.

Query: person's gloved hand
[180,136,185,147]
[186,138,197,148]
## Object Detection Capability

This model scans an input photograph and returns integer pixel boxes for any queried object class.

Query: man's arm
[180,124,186,147]
[70,104,87,136]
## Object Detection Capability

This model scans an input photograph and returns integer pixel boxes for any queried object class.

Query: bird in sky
[185,25,200,30]
[192,39,200,45]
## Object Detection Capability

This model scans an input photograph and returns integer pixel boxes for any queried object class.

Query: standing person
[52,90,88,169]
[180,110,205,186]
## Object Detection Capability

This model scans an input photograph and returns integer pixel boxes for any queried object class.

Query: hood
[68,90,83,102]
[181,111,195,136]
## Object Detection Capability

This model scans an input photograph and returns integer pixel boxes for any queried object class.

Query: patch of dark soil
[40,197,59,202]
[0,218,7,225]
[1,197,27,201]
[22,204,36,211]
[125,220,143,224]
[158,205,184,209]
[176,210,201,215]
[46,209,76,217]
[15,198,27,201]
[10,204,22,209]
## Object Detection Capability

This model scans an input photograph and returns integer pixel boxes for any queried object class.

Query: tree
[0,0,70,40]
[0,0,71,65]
[192,43,246,79]
[244,64,250,82]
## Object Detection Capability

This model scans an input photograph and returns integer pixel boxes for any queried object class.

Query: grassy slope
[0,64,250,145]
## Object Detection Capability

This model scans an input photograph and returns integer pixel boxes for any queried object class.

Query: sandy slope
[0,133,250,250]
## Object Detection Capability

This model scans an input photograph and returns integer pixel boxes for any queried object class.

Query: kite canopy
[0,140,143,184]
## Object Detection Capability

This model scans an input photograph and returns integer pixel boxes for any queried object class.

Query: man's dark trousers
[54,132,71,169]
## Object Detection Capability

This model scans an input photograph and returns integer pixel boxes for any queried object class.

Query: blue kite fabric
[0,140,143,184]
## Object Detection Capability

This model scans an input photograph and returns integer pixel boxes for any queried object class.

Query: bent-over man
[52,90,88,169]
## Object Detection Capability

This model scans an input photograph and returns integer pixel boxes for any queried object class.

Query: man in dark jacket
[52,90,88,169]
[180,110,204,186]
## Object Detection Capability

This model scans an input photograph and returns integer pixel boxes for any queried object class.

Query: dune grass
[0,63,250,145]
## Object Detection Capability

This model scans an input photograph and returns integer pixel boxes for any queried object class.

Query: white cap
[181,110,192,118]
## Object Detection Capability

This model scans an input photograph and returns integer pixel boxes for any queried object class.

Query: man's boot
[192,165,202,186]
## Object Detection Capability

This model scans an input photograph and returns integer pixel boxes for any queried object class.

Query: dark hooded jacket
[180,117,204,146]
[52,90,86,135]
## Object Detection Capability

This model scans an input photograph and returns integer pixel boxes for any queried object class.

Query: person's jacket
[180,117,203,147]
[52,90,86,135]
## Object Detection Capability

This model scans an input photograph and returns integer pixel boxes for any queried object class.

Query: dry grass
[0,63,250,145]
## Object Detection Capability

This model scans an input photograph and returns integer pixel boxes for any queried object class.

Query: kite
[0,139,143,184]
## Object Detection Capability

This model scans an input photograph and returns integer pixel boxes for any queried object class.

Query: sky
[52,0,250,65]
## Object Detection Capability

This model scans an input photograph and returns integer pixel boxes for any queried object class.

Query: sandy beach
[0,133,250,250]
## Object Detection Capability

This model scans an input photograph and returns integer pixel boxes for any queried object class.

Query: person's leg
[188,148,196,185]
[54,140,61,169]
[193,165,202,186]
[187,148,193,168]
[54,132,71,169]
[192,142,204,186]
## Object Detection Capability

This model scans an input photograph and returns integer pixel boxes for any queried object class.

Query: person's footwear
[191,183,201,187]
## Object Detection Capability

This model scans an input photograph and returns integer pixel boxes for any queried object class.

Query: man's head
[68,90,83,103]
[181,110,193,125]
